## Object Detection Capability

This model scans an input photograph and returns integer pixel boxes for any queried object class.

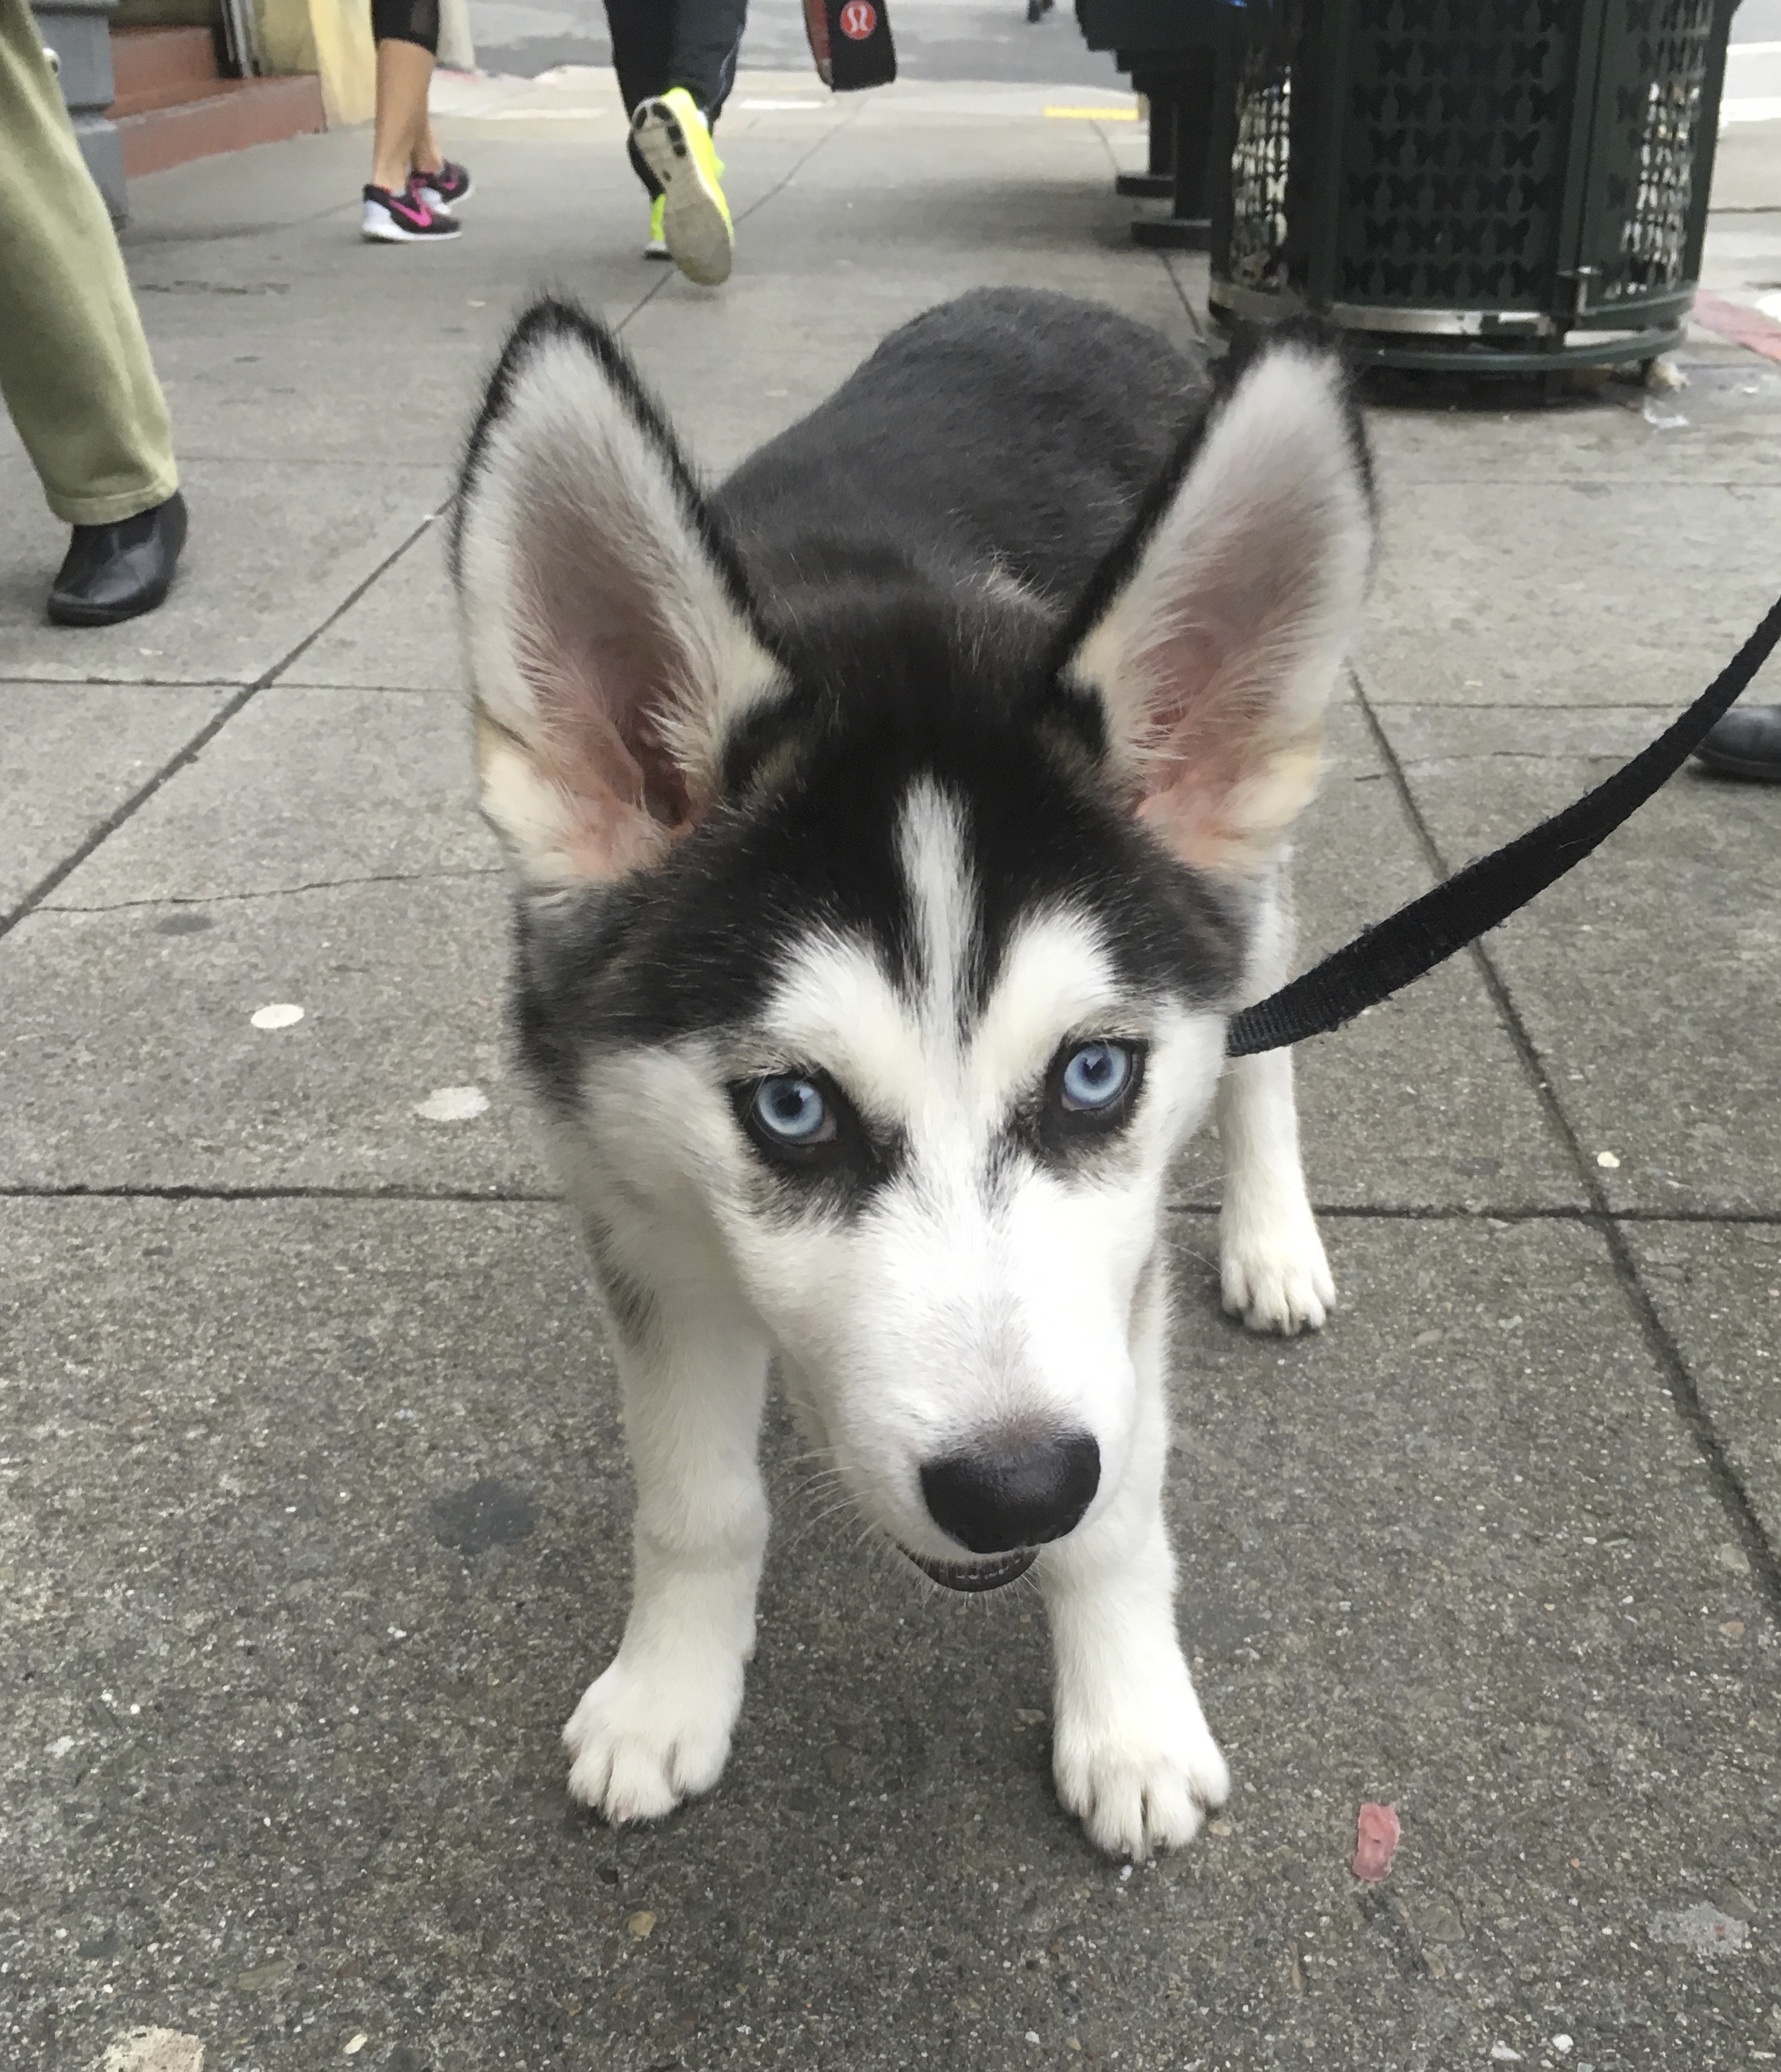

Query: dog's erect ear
[1057,340,1373,874]
[451,299,784,886]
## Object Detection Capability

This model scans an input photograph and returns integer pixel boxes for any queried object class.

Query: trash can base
[1208,277,1691,375]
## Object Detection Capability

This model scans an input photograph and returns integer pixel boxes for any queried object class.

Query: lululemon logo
[839,0,877,38]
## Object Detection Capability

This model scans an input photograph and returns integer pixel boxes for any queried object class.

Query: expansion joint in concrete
[0,512,442,945]
[0,1181,563,1203]
[1349,663,1781,1624]
[42,867,505,916]
[1170,1201,1781,1225]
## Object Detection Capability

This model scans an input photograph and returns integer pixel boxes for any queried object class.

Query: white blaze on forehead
[970,908,1125,1112]
[754,777,1150,1144]
[757,900,1135,1146]
[760,927,929,1119]
[896,777,977,1035]
[756,775,988,1128]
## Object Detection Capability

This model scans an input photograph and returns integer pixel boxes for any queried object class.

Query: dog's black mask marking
[511,631,1245,1122]
[483,289,1256,1123]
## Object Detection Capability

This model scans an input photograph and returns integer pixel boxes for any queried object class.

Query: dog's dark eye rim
[730,1067,860,1167]
[1045,1037,1146,1134]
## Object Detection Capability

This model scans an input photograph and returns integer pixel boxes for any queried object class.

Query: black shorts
[372,0,437,54]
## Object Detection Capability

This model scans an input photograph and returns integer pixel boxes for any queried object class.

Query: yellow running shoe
[644,193,669,260]
[631,86,733,286]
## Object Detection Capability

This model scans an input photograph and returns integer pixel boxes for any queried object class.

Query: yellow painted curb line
[1044,106,1140,120]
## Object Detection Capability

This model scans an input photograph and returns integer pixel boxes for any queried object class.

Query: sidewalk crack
[0,515,439,946]
[730,93,871,231]
[0,1183,560,1203]
[40,867,504,917]
[1170,1202,1781,1224]
[1351,663,1781,1619]
[1395,751,1634,766]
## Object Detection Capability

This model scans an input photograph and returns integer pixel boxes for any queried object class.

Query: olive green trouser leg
[0,0,178,525]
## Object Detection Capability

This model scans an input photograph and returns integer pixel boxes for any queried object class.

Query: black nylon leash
[1226,589,1781,1058]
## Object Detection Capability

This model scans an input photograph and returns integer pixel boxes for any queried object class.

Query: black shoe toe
[1694,703,1781,783]
[48,491,189,627]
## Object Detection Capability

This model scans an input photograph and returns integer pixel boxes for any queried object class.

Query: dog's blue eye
[753,1074,828,1142]
[1060,1041,1133,1112]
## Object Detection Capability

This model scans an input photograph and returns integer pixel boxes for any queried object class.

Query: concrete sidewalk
[3,74,1780,2072]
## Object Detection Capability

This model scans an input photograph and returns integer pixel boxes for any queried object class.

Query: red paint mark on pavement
[1352,1801,1401,1883]
[1692,289,1781,365]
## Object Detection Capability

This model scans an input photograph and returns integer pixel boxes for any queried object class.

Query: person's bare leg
[413,115,444,180]
[370,39,433,194]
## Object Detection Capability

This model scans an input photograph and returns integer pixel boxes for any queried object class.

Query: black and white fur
[451,289,1373,1859]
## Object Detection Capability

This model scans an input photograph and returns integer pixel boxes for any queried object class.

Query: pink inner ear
[520,510,701,862]
[1127,614,1276,868]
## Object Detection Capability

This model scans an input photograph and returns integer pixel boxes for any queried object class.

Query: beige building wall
[111,0,372,125]
[257,0,373,123]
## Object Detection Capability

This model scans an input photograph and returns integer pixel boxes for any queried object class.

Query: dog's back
[716,287,1212,632]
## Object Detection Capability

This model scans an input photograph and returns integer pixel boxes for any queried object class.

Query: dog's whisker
[781,1442,844,1473]
[782,1468,848,1506]
[796,1493,857,1530]
[785,1493,868,1557]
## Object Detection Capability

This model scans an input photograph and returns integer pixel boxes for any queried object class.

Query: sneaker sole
[362,216,462,244]
[632,101,733,286]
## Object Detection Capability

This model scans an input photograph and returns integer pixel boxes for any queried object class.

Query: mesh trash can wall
[1209,0,1739,370]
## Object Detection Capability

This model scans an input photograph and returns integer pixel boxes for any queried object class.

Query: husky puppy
[451,288,1373,1859]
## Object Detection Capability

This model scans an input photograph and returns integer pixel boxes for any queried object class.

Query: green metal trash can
[1209,0,1739,371]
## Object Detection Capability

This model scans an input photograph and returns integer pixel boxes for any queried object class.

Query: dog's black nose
[920,1431,1100,1555]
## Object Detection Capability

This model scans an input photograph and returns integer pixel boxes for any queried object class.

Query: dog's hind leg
[1216,866,1335,1335]
[563,1274,771,1826]
[1044,1256,1229,1859]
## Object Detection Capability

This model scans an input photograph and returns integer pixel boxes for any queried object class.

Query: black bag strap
[1226,590,1781,1058]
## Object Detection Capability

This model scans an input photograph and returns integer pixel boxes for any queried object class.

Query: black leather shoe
[1694,701,1781,783]
[47,491,188,627]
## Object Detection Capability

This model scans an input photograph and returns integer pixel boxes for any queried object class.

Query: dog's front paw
[1052,1679,1231,1860]
[562,1652,741,1825]
[1220,1200,1335,1336]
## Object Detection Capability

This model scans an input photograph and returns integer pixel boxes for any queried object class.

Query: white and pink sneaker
[361,183,461,243]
